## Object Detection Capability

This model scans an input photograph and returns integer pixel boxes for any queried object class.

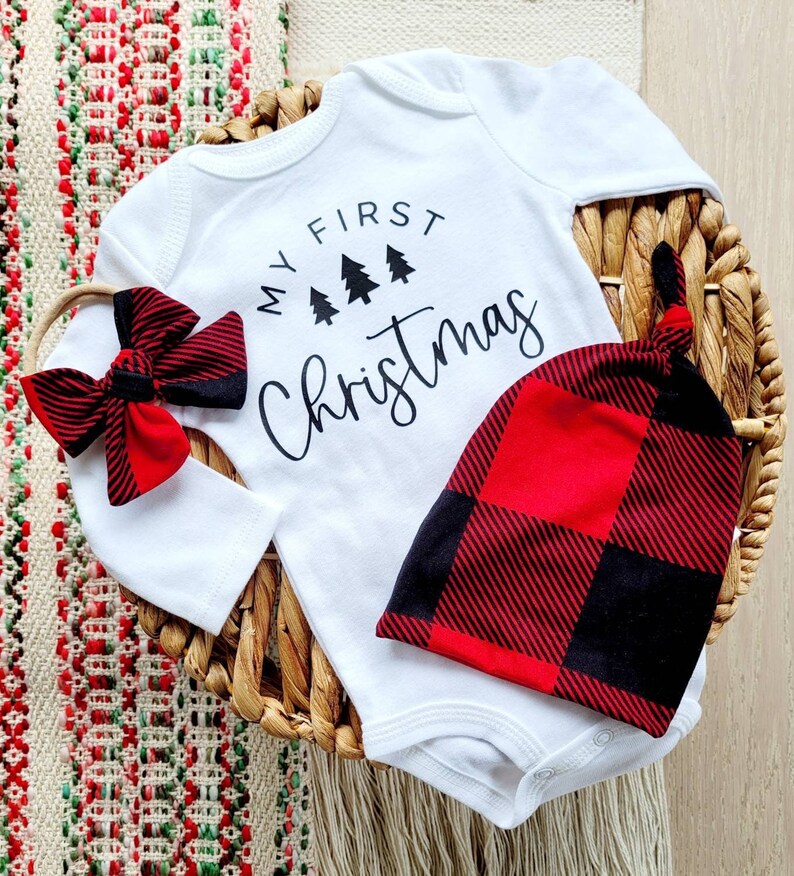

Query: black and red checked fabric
[376,242,742,737]
[21,286,247,506]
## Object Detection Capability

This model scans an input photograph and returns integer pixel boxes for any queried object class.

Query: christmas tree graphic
[310,286,339,326]
[386,245,415,284]
[341,254,380,305]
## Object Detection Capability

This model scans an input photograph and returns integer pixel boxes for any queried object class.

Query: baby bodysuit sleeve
[38,159,283,635]
[457,54,725,209]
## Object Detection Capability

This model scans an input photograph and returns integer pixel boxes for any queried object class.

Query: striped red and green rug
[1,2,314,872]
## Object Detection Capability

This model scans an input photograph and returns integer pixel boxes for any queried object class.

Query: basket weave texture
[82,80,786,759]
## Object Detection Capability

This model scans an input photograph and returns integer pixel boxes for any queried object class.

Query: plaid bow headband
[21,286,247,506]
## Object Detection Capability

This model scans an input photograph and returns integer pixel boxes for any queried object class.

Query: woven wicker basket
[33,80,788,761]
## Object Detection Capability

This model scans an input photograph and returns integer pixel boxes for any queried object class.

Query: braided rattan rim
[31,80,787,759]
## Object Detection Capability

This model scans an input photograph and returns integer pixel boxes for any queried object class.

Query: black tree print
[310,286,339,326]
[341,254,379,305]
[386,245,415,284]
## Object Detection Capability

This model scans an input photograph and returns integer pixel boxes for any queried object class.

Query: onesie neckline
[185,70,346,179]
[183,47,476,180]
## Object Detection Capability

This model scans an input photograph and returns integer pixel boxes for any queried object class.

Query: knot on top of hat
[650,240,693,354]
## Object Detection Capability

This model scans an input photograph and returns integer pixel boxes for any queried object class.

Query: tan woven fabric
[286,0,645,90]
[309,749,672,876]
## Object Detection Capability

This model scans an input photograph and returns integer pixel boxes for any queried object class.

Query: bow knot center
[104,348,158,402]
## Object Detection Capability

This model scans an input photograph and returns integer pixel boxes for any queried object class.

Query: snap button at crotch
[594,730,614,747]
[533,767,555,780]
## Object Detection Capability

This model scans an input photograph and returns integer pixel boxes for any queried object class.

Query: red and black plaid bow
[21,286,247,506]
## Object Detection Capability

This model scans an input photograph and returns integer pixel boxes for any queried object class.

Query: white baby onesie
[42,48,725,828]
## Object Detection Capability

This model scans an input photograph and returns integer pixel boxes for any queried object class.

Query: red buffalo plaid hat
[376,242,742,737]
